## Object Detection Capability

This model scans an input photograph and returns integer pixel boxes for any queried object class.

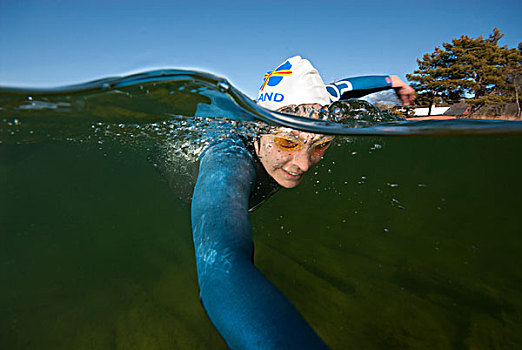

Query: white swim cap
[256,56,331,110]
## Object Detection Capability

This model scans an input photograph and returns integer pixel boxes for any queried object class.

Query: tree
[408,28,522,116]
[407,47,449,115]
[502,43,522,117]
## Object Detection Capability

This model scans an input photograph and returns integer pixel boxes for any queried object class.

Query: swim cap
[256,56,331,110]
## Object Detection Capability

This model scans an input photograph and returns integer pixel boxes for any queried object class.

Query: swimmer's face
[255,103,332,188]
[256,129,333,188]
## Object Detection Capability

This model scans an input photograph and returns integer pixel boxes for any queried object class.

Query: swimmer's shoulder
[199,135,256,169]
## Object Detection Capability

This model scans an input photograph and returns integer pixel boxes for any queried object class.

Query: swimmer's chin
[273,169,305,188]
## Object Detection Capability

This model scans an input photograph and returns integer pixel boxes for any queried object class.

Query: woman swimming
[191,56,414,349]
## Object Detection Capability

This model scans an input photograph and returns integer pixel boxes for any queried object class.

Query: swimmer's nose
[292,149,311,172]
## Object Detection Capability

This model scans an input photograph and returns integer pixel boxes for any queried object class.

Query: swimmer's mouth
[282,169,303,177]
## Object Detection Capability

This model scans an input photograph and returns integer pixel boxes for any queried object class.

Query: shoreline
[407,115,457,121]
[407,115,521,121]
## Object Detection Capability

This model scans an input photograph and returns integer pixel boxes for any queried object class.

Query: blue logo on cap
[260,61,293,91]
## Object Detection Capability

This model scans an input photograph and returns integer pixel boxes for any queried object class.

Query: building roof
[444,103,470,116]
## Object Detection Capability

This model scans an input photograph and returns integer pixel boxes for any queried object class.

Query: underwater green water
[1,134,521,349]
[2,70,522,349]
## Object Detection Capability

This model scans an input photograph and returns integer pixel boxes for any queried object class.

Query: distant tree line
[407,28,521,117]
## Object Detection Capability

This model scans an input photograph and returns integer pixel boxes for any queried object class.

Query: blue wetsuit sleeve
[191,139,328,350]
[326,75,393,101]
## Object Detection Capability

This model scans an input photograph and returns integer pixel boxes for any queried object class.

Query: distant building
[444,103,470,117]
[413,106,451,116]
[411,102,520,120]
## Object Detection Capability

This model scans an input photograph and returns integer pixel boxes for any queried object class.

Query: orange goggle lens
[310,138,333,155]
[273,135,301,150]
[272,135,333,155]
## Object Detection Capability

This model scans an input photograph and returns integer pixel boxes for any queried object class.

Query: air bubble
[391,198,405,209]
[217,81,230,92]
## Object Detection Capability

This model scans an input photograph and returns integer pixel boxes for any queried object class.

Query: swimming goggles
[273,134,334,156]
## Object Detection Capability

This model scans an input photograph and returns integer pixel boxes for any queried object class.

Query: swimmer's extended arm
[191,139,328,350]
[326,75,415,105]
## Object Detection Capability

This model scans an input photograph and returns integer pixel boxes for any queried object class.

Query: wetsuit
[191,137,328,350]
[241,136,280,212]
[190,74,397,349]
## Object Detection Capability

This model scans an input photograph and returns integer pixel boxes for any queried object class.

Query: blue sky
[1,0,521,98]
